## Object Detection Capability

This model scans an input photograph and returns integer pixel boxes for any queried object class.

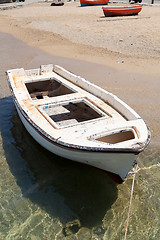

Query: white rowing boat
[6,64,150,182]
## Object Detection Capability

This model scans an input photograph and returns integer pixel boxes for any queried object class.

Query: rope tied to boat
[124,163,138,240]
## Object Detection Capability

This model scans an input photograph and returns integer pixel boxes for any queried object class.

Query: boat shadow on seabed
[0,96,118,234]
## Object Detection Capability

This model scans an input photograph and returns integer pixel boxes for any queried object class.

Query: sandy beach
[0,2,160,76]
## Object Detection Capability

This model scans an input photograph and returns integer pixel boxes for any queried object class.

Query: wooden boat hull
[102,5,143,17]
[81,0,109,7]
[15,102,136,182]
[6,64,150,182]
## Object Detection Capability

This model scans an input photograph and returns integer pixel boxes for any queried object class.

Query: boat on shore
[6,64,150,183]
[80,0,109,7]
[102,5,143,17]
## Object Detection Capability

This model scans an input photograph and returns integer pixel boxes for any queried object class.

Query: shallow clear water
[0,33,160,240]
[0,96,159,240]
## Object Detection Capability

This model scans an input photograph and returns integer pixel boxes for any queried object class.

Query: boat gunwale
[53,65,141,122]
[12,92,150,154]
[102,5,143,10]
[6,65,151,153]
[80,0,109,6]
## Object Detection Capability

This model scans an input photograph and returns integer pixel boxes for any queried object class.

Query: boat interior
[40,100,105,127]
[49,102,100,124]
[25,78,76,100]
[24,75,137,144]
[25,77,105,126]
[95,130,135,144]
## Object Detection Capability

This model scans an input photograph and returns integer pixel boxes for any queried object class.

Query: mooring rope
[124,163,138,240]
[137,162,160,172]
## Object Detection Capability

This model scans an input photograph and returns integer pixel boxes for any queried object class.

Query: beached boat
[6,64,150,183]
[102,5,143,17]
[80,0,109,7]
[51,0,65,6]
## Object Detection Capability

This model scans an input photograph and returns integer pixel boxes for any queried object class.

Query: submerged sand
[0,2,160,145]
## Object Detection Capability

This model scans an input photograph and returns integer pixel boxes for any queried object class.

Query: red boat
[80,0,109,7]
[102,5,143,17]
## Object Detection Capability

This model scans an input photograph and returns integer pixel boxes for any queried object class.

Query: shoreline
[0,2,160,77]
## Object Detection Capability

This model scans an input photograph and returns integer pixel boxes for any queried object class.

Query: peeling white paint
[6,64,151,180]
